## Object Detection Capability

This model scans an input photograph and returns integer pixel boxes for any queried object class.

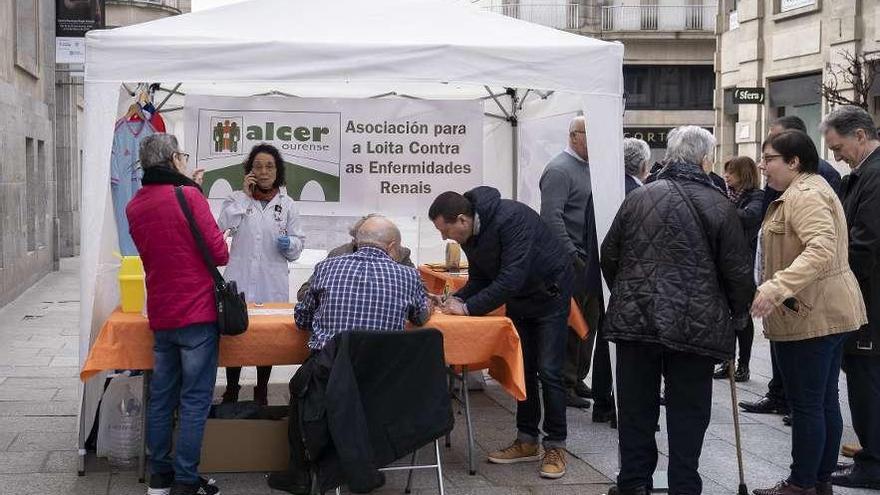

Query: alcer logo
[211,117,243,154]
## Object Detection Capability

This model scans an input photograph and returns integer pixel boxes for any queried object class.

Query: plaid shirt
[295,246,430,350]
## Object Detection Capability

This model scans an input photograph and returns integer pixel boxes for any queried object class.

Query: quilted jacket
[600,161,755,361]
[127,184,229,331]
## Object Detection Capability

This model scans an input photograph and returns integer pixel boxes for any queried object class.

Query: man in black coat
[602,126,754,495]
[428,186,574,480]
[822,105,880,490]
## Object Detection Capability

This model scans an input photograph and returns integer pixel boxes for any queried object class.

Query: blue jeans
[511,291,571,449]
[775,332,848,488]
[147,323,219,484]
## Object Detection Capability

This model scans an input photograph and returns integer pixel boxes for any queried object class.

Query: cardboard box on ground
[200,417,289,472]
[173,405,289,473]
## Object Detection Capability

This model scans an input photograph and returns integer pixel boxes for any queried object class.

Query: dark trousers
[512,292,571,448]
[735,318,755,368]
[767,341,787,404]
[843,354,880,477]
[775,333,847,488]
[591,310,614,410]
[225,365,272,388]
[616,342,714,494]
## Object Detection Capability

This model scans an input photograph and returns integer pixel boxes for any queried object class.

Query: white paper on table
[247,308,296,316]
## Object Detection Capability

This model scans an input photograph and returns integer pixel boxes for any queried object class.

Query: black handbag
[174,186,249,336]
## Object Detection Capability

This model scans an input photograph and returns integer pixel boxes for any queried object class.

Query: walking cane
[728,359,749,495]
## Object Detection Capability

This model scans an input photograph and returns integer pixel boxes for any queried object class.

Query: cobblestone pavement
[0,258,874,494]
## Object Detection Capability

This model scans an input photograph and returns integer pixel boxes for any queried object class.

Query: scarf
[727,186,744,206]
[252,186,279,202]
[141,165,202,191]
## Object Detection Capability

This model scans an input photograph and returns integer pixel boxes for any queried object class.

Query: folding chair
[325,329,450,495]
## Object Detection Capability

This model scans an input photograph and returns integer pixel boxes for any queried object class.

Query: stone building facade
[716,0,879,168]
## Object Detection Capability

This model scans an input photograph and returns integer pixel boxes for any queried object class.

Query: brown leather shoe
[487,440,540,464]
[753,480,817,495]
[539,447,566,479]
[815,481,832,495]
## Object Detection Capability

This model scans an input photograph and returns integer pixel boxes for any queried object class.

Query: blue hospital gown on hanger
[110,119,155,255]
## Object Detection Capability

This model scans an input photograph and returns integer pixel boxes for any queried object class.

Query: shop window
[37,140,46,248]
[26,138,36,252]
[14,0,40,77]
[624,65,715,111]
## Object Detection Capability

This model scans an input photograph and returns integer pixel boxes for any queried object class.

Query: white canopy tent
[78,0,624,470]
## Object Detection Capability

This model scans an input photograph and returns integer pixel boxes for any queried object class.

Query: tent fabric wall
[78,0,624,461]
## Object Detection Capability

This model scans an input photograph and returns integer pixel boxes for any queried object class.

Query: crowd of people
[123,104,879,495]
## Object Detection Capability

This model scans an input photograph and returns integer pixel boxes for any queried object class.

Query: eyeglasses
[760,154,782,163]
[174,152,190,163]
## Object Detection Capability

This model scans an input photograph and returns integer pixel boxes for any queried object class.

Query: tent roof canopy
[85,0,622,95]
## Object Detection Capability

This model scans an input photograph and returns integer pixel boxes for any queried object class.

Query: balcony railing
[601,5,717,32]
[482,3,580,30]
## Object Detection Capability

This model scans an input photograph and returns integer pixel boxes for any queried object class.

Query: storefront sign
[56,0,104,64]
[733,87,766,104]
[185,95,483,216]
[623,127,714,149]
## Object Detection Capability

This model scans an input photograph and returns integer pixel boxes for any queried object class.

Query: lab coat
[218,191,305,303]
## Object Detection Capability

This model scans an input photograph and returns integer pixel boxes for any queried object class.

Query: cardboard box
[199,418,289,473]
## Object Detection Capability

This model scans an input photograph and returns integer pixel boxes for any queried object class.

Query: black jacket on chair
[292,329,453,493]
[840,147,880,356]
[600,161,755,361]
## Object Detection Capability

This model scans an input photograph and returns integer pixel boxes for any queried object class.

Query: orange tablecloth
[419,265,589,340]
[80,304,526,400]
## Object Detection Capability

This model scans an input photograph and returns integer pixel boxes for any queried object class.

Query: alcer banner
[185,95,483,216]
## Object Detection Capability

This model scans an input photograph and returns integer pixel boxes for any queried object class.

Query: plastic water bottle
[108,389,142,469]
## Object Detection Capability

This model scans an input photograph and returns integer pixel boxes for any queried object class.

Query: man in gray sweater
[539,116,612,417]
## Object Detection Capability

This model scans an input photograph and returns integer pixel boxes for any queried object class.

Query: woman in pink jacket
[126,133,228,495]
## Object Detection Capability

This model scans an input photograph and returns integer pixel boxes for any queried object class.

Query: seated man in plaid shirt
[294,215,432,350]
[272,216,432,494]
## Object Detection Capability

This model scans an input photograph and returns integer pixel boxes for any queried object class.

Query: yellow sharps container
[118,256,145,313]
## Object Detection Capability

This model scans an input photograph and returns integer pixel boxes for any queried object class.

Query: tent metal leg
[460,366,475,476]
[77,380,87,476]
[139,370,151,484]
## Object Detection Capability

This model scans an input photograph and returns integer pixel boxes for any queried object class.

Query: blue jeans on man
[511,287,571,449]
[147,323,219,484]
[774,333,848,488]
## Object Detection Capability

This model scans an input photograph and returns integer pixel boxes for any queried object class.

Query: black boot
[735,364,750,382]
[221,384,241,404]
[608,484,650,495]
[713,362,730,379]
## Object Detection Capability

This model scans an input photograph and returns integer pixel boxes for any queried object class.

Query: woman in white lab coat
[217,143,305,405]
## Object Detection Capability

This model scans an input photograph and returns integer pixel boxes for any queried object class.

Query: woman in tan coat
[751,130,867,495]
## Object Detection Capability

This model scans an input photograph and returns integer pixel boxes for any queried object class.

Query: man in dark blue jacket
[428,186,574,480]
